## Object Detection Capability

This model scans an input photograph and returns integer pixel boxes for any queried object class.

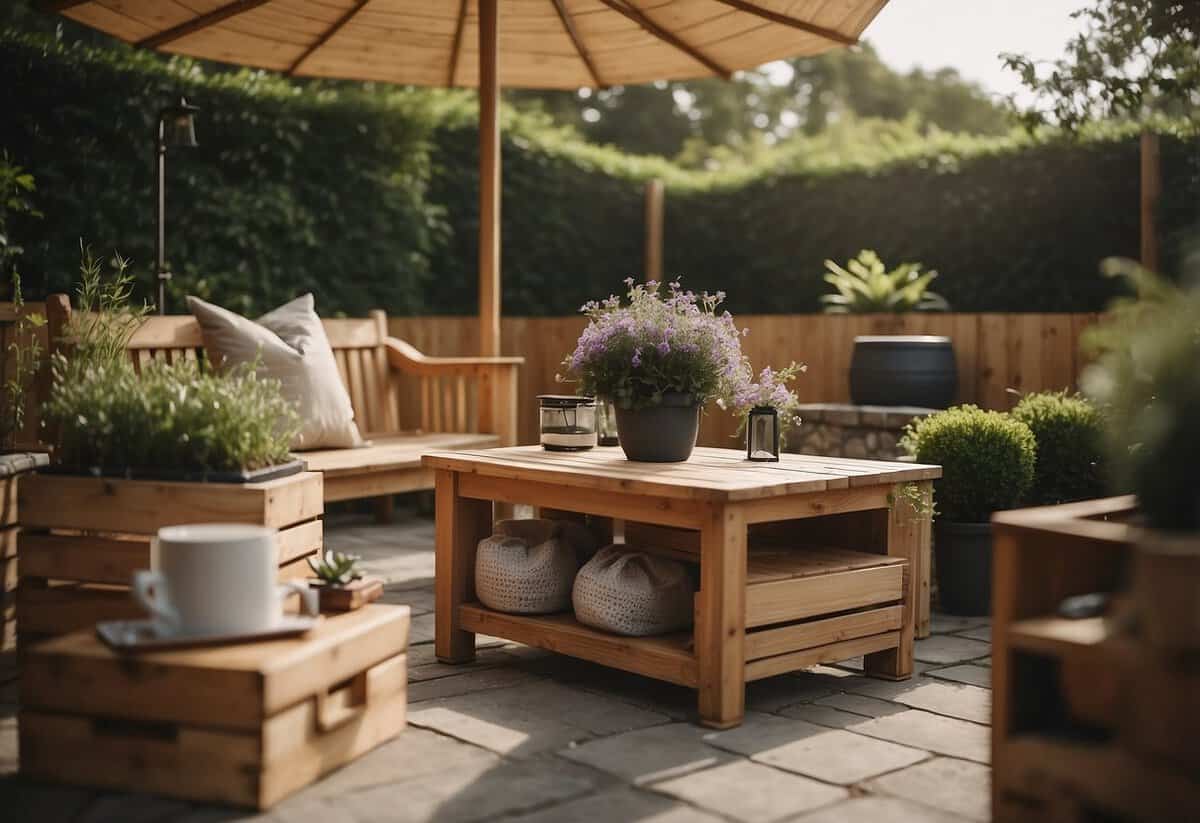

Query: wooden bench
[44,295,522,515]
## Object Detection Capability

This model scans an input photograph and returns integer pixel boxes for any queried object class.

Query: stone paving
[0,511,994,822]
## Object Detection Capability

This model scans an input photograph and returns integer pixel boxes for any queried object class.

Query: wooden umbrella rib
[712,0,857,46]
[447,0,469,86]
[287,0,371,75]
[550,0,604,88]
[597,0,730,79]
[136,0,274,49]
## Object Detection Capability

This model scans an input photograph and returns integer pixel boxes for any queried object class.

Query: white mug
[132,523,317,637]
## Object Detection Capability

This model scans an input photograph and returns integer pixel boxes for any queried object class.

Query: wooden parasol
[42,0,888,355]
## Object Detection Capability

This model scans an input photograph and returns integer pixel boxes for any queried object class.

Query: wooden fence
[391,313,1103,447]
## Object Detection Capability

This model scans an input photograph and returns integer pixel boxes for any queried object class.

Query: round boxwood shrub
[902,405,1037,523]
[1011,391,1106,506]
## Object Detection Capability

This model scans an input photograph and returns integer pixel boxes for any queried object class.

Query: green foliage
[66,244,150,369]
[1011,391,1106,505]
[0,152,39,284]
[2,272,46,448]
[46,357,299,473]
[1003,0,1200,131]
[901,405,1037,523]
[1,29,1198,317]
[1081,258,1200,531]
[820,249,948,314]
[307,549,363,587]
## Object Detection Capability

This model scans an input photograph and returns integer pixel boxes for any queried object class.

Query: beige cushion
[187,294,364,449]
[572,545,695,636]
[474,519,587,615]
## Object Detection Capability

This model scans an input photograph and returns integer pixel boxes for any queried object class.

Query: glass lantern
[596,397,620,446]
[538,395,597,452]
[746,406,780,462]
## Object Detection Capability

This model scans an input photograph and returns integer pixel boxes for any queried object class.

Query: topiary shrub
[1011,391,1106,505]
[901,405,1037,522]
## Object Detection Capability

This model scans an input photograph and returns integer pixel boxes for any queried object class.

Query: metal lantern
[746,406,780,462]
[538,395,597,452]
[154,97,200,315]
[596,397,619,447]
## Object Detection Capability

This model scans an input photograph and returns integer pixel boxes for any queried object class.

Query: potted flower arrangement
[563,279,751,462]
[821,250,956,409]
[902,405,1036,615]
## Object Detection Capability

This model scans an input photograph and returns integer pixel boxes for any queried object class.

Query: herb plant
[307,549,363,587]
[563,279,751,410]
[901,405,1036,523]
[821,250,949,314]
[1011,391,1106,506]
[1,273,46,449]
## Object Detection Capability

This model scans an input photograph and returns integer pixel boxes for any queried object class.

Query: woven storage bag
[572,545,696,636]
[475,519,581,614]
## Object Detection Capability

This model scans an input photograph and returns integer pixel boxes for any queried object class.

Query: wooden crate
[991,497,1200,822]
[20,603,409,809]
[1,454,48,650]
[15,471,324,644]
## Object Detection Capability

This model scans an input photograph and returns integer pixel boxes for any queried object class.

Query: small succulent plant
[307,549,363,587]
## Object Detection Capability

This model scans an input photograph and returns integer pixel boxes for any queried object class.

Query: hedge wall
[2,30,1198,317]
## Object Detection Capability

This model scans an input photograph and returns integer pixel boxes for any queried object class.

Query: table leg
[697,505,747,729]
[435,470,493,664]
[864,481,931,680]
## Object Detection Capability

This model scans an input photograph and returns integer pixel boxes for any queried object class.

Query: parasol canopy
[43,0,889,352]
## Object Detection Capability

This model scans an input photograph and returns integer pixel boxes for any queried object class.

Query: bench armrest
[383,338,522,445]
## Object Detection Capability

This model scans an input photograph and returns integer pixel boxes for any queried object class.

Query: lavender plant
[563,279,751,410]
[721,362,807,431]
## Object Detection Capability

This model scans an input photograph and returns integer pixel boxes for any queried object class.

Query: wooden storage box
[20,603,410,809]
[15,471,324,644]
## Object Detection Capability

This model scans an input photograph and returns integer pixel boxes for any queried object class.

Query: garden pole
[645,179,664,282]
[479,0,501,357]
[1140,130,1160,272]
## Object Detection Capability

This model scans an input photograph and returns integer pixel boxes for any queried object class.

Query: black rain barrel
[849,335,957,408]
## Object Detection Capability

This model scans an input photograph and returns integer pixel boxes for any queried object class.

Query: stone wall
[789,403,935,460]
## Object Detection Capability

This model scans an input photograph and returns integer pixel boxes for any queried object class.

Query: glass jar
[746,406,780,462]
[596,398,620,446]
[538,395,597,452]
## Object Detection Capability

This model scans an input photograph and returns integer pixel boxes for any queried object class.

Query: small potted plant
[723,363,806,461]
[902,405,1036,615]
[821,250,956,409]
[1010,390,1106,506]
[563,279,750,462]
[307,548,383,612]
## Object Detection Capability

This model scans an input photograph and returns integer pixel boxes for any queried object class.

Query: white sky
[856,0,1089,103]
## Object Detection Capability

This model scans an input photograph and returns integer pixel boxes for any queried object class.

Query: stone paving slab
[651,758,848,822]
[864,756,992,821]
[704,711,929,785]
[926,664,992,689]
[842,677,992,723]
[560,723,734,785]
[956,625,992,643]
[794,795,973,823]
[929,614,991,635]
[504,787,726,823]
[784,703,991,764]
[912,634,993,665]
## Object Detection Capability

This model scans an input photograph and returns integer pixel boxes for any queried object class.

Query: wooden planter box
[20,604,409,809]
[991,497,1200,822]
[15,470,324,646]
[1,453,49,651]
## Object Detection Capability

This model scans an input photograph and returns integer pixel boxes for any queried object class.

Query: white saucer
[96,615,322,652]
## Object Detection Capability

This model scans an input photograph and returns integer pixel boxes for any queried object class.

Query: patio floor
[0,511,994,822]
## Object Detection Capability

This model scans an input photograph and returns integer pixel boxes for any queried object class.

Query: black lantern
[746,406,780,462]
[155,97,200,314]
[538,395,597,452]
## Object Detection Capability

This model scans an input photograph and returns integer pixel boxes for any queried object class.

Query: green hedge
[2,31,1198,317]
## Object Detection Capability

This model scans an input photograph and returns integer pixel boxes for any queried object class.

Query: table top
[423,445,940,502]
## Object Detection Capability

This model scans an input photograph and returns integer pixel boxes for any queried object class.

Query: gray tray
[96,614,322,652]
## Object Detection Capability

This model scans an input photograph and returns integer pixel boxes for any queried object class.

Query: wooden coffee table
[423,445,940,729]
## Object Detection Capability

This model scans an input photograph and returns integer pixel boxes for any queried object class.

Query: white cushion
[187,294,364,450]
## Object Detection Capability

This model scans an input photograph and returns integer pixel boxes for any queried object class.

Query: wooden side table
[423,446,939,729]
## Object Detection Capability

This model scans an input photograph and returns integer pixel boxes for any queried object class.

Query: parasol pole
[478,0,501,357]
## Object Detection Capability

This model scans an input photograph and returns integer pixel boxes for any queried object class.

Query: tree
[1002,0,1200,130]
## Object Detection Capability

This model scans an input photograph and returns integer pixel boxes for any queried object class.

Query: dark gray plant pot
[933,520,992,616]
[614,395,699,462]
[850,335,957,408]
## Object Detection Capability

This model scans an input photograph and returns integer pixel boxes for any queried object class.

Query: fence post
[644,178,664,283]
[1140,130,1160,272]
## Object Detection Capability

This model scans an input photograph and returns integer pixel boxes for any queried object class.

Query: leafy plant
[562,279,751,410]
[1081,258,1200,531]
[721,362,807,437]
[307,549,363,587]
[1010,391,1106,506]
[0,153,40,280]
[64,243,150,370]
[901,405,1036,522]
[820,250,949,314]
[1,272,46,449]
